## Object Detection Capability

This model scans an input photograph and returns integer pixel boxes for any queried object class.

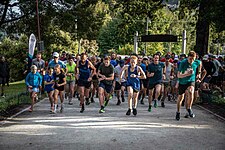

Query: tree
[180,0,225,56]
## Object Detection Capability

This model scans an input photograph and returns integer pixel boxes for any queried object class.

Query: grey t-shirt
[32,58,45,70]
[98,63,114,85]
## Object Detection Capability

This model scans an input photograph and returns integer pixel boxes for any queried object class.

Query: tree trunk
[195,0,210,57]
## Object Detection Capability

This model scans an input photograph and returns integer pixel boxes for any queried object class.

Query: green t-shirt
[148,62,165,84]
[98,63,114,85]
[178,59,201,85]
[66,63,76,81]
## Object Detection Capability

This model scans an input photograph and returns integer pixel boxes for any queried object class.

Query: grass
[0,80,30,112]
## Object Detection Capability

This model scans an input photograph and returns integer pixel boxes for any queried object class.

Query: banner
[28,34,36,69]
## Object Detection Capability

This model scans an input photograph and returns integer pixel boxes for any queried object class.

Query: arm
[137,66,146,79]
[25,73,31,87]
[88,60,96,78]
[59,76,67,87]
[119,65,128,82]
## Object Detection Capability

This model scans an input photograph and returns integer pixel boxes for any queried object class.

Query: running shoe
[104,99,109,107]
[133,108,137,116]
[80,104,85,113]
[91,97,95,103]
[184,113,189,118]
[176,112,180,121]
[140,100,144,105]
[153,99,158,108]
[187,109,195,118]
[116,100,121,105]
[161,102,165,108]
[60,105,64,113]
[148,105,152,112]
[85,98,90,105]
[68,99,73,105]
[99,108,105,113]
[121,96,125,102]
[109,94,113,100]
[126,109,131,115]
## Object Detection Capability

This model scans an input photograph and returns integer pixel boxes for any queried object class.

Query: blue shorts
[28,87,39,93]
[99,82,113,93]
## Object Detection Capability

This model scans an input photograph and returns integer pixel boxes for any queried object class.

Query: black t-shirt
[53,72,65,90]
[98,63,114,85]
[203,61,216,76]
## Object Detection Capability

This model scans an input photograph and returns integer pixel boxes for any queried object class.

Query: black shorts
[148,82,162,90]
[115,81,121,91]
[54,85,64,91]
[141,79,149,89]
[77,79,91,89]
[178,82,195,95]
[99,82,113,93]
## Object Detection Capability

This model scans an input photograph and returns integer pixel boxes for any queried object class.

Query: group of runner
[24,51,225,121]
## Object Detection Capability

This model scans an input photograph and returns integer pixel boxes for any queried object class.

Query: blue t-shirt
[44,73,54,92]
[48,60,66,69]
[110,59,118,67]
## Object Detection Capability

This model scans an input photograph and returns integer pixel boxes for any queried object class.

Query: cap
[174,55,179,61]
[53,52,59,57]
[203,55,209,60]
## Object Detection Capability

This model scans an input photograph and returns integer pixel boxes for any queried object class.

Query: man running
[120,55,146,116]
[25,65,42,112]
[76,53,96,113]
[98,56,114,113]
[147,53,165,112]
[65,55,76,105]
[175,51,201,121]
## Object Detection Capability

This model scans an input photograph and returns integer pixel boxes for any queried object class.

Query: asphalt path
[0,96,225,150]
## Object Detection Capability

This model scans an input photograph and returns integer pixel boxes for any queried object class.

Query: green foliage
[0,35,28,81]
[117,43,135,55]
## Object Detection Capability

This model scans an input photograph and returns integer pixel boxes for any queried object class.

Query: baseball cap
[143,56,148,60]
[174,55,179,61]
[203,55,209,60]
[53,52,59,57]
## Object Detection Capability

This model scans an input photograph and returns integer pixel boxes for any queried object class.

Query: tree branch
[0,0,9,27]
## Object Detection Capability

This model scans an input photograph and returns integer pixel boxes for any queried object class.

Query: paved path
[0,96,225,150]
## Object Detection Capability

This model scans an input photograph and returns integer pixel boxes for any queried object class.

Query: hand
[88,77,92,82]
[75,74,79,80]
[170,75,174,80]
[162,74,166,80]
[130,74,136,78]
[149,73,154,77]
[207,75,211,78]
[28,86,33,89]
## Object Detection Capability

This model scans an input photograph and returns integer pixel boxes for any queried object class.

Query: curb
[196,104,225,122]
[0,98,46,126]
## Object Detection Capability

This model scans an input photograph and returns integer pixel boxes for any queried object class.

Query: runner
[120,55,146,116]
[89,56,100,103]
[139,56,149,105]
[175,51,201,121]
[32,52,45,73]
[98,56,114,113]
[0,56,10,98]
[76,53,96,113]
[147,53,165,112]
[114,60,126,105]
[48,52,66,70]
[65,55,76,105]
[161,55,173,107]
[43,67,54,112]
[25,65,42,112]
[53,64,67,113]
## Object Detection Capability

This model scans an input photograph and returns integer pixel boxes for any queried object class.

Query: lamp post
[36,0,41,41]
